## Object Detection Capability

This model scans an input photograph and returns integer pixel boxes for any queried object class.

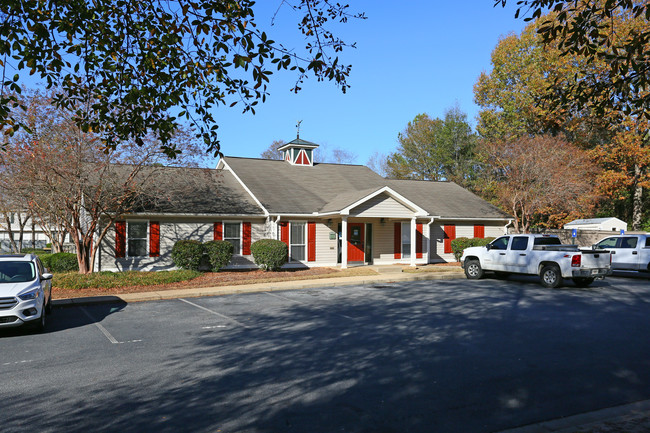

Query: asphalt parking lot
[1,274,650,433]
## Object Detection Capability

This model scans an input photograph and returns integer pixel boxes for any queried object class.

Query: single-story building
[563,217,627,233]
[97,138,512,271]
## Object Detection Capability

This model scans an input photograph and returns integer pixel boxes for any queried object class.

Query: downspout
[504,219,513,235]
[275,215,281,240]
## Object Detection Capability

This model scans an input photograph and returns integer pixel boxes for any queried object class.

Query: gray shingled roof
[123,165,264,215]
[320,187,386,214]
[386,179,511,219]
[223,157,387,214]
[223,157,511,219]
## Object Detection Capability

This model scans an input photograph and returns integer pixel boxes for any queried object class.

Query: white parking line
[178,298,250,329]
[79,306,120,344]
[263,291,356,320]
[2,360,33,366]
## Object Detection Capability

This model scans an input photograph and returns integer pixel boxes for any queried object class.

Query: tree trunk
[632,163,643,231]
[2,214,19,253]
[73,235,92,274]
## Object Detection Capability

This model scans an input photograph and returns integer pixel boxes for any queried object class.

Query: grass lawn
[52,267,378,299]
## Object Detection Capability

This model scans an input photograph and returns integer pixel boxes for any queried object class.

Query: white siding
[370,219,429,265]
[98,217,267,271]
[314,222,337,265]
[350,193,414,218]
[429,221,507,263]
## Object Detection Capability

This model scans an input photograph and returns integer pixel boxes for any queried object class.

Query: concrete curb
[495,399,650,433]
[52,269,466,307]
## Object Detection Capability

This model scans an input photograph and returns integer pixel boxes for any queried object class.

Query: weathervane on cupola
[277,121,319,167]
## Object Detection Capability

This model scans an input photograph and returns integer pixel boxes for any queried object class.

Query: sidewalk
[496,399,650,433]
[50,266,650,433]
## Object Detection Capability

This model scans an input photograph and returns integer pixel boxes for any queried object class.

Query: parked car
[0,254,53,332]
[593,234,650,272]
[461,234,611,288]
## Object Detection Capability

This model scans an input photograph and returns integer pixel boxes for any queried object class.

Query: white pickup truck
[593,234,650,272]
[460,234,611,288]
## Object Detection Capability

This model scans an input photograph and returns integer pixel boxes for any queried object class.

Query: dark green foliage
[171,240,204,271]
[39,253,53,270]
[203,240,234,272]
[451,237,495,261]
[0,1,363,156]
[47,252,79,272]
[250,239,288,271]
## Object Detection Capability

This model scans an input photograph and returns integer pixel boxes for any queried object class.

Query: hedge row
[171,240,233,272]
[40,252,79,272]
[450,237,495,261]
[170,238,288,272]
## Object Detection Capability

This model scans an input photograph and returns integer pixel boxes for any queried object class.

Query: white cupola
[277,137,319,166]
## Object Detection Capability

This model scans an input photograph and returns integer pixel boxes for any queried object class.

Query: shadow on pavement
[0,300,127,338]
[2,278,650,433]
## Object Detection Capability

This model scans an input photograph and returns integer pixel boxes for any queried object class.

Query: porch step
[370,265,406,274]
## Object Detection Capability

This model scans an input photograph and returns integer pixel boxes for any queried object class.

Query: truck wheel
[540,264,562,288]
[464,259,484,280]
[573,277,595,288]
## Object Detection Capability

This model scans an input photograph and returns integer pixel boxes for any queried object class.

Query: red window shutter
[242,222,251,255]
[307,221,316,261]
[474,224,485,238]
[149,221,160,257]
[394,222,401,259]
[214,222,222,240]
[115,221,126,258]
[280,221,289,246]
[416,223,423,259]
[444,224,456,254]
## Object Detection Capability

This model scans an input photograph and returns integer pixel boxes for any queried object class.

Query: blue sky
[210,1,527,166]
[17,1,527,167]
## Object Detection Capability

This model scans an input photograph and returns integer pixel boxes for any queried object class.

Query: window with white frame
[127,221,148,257]
[290,222,306,261]
[401,222,411,258]
[224,222,241,255]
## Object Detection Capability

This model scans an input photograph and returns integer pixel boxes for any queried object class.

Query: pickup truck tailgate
[580,250,611,268]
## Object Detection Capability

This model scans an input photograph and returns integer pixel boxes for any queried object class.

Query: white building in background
[0,212,52,252]
[564,217,628,233]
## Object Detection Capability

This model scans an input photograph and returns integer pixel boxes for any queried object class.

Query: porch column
[410,216,417,267]
[341,216,348,269]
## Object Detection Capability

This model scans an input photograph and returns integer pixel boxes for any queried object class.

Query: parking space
[1,276,650,433]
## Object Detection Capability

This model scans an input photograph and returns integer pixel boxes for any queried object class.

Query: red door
[348,223,365,262]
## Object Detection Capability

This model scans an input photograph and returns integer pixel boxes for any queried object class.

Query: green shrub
[39,253,53,270]
[48,252,79,272]
[171,240,204,271]
[251,239,287,271]
[203,240,233,272]
[451,237,495,261]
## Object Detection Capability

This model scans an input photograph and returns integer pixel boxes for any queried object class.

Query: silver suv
[0,254,53,332]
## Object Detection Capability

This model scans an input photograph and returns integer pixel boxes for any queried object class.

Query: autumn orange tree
[497,0,649,120]
[475,8,649,229]
[480,135,598,233]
